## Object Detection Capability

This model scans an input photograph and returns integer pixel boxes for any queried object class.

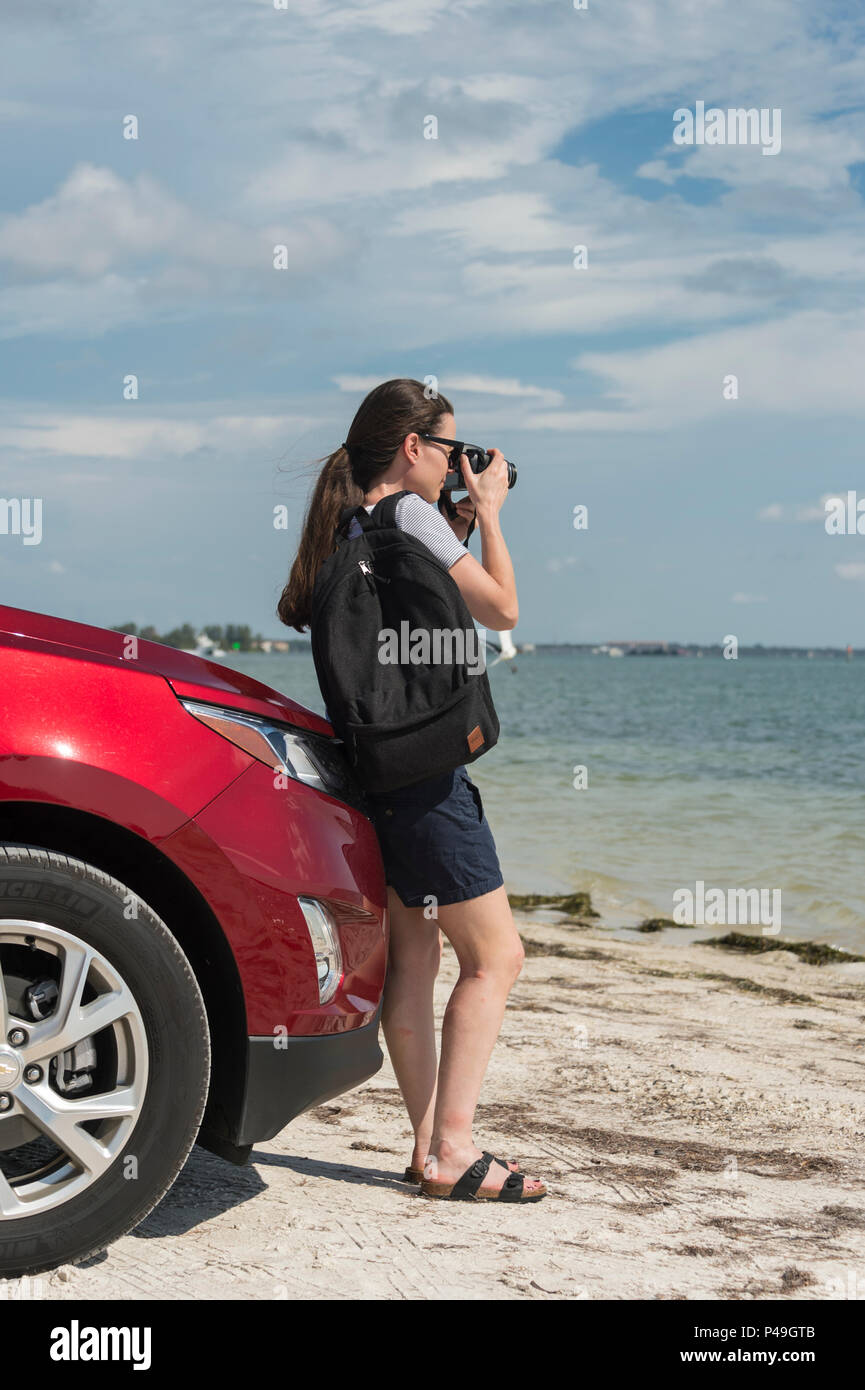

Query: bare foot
[410,1145,519,1176]
[424,1145,545,1195]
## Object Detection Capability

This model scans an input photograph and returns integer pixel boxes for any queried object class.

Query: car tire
[0,845,211,1277]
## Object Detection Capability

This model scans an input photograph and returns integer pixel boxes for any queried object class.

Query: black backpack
[310,489,500,793]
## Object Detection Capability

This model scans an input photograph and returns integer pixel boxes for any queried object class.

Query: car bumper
[198,994,385,1163]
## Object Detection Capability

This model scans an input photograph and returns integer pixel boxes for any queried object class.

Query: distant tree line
[111,623,264,651]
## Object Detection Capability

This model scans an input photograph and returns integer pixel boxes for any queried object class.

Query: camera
[442,446,518,493]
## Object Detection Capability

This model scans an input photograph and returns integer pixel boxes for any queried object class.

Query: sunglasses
[418,432,486,468]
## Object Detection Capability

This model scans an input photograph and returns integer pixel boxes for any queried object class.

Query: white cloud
[297,0,488,37]
[332,376,382,393]
[244,66,567,210]
[640,110,865,196]
[0,274,145,340]
[0,411,319,459]
[526,309,865,432]
[0,164,184,276]
[835,563,865,582]
[546,555,581,573]
[331,372,563,407]
[446,374,564,406]
[0,163,345,283]
[758,496,834,522]
[392,192,571,255]
[635,159,680,186]
[732,592,768,604]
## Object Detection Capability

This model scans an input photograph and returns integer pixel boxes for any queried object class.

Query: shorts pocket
[466,777,484,823]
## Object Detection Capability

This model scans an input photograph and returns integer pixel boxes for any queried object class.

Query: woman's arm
[448,451,518,630]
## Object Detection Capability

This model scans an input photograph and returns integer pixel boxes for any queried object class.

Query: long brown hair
[277,378,454,631]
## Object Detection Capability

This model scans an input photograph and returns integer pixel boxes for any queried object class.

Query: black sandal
[419,1150,546,1201]
[403,1153,520,1185]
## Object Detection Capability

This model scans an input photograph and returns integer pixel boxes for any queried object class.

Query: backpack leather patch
[467,725,484,753]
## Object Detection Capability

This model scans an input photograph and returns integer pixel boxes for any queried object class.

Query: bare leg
[427,884,545,1194]
[380,886,442,1173]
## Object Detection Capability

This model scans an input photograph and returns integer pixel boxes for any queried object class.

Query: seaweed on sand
[507,891,599,920]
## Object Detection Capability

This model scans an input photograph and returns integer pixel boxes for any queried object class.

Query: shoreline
[26,897,865,1301]
[507,888,865,962]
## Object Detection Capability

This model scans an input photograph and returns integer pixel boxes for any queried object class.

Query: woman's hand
[460,449,509,521]
[442,493,477,543]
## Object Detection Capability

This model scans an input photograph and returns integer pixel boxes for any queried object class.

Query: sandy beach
[15,906,865,1302]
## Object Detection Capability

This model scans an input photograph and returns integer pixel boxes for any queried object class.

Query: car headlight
[298,897,343,1004]
[179,699,366,808]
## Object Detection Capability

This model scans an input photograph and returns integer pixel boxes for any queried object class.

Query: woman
[278,379,546,1202]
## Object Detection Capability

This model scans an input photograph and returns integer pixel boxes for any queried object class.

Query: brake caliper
[25,978,96,1094]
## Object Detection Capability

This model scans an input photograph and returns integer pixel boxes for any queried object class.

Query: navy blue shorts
[364,765,504,908]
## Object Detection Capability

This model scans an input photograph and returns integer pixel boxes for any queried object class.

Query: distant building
[602,641,677,655]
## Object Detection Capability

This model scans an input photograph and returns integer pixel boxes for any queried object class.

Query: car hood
[0,604,331,736]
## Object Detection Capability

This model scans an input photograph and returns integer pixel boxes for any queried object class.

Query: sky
[0,0,863,645]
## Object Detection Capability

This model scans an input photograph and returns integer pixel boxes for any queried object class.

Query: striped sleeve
[392,492,469,570]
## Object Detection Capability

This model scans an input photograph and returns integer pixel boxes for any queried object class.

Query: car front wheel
[0,845,210,1278]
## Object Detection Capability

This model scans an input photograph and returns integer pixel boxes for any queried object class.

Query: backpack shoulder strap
[334,490,413,548]
[367,489,411,531]
[334,503,373,549]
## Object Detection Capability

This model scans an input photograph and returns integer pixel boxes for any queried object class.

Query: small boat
[180,633,227,659]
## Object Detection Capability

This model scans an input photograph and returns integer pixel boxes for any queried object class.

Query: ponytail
[277,445,362,631]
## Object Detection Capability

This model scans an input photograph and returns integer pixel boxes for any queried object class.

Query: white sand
[28,915,865,1301]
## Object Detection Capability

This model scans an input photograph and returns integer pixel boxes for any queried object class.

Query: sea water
[227,650,865,951]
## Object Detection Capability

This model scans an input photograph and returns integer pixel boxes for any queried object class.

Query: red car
[0,604,388,1277]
